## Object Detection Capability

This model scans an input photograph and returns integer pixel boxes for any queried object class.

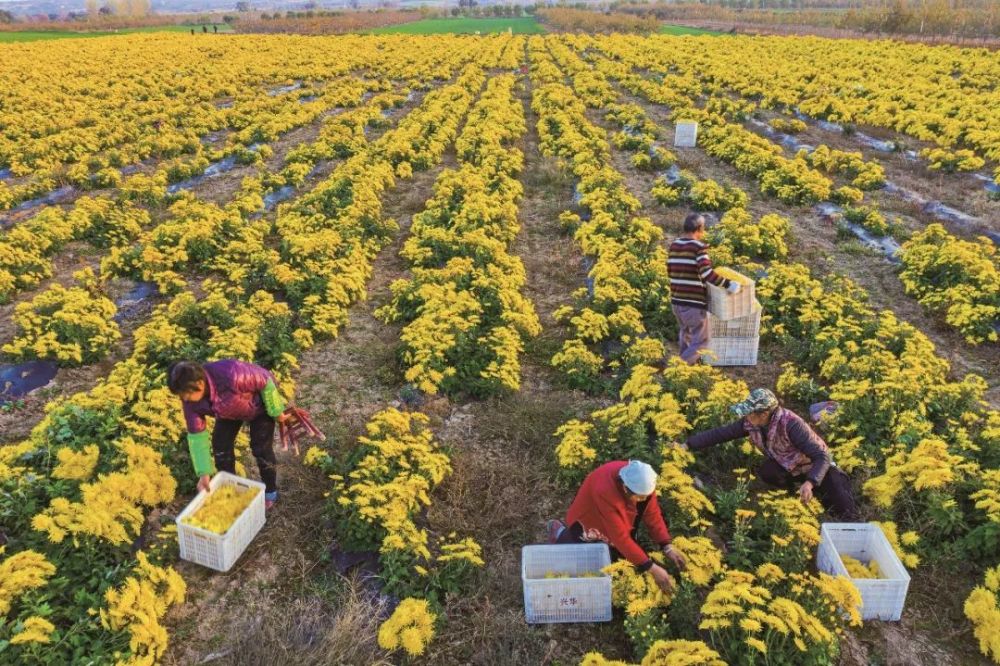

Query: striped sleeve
[696,244,729,287]
[668,238,730,308]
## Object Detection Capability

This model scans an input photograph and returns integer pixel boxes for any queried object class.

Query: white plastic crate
[704,336,759,366]
[817,522,911,621]
[704,301,761,366]
[709,301,761,337]
[176,472,266,572]
[522,544,612,624]
[674,120,698,148]
[706,270,756,320]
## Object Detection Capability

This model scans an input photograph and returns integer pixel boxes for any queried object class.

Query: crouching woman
[684,388,859,520]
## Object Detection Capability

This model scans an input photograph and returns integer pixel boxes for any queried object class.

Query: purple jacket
[183,360,278,434]
[685,407,832,485]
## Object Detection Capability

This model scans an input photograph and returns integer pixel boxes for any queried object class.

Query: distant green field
[0,24,233,43]
[659,24,723,36]
[370,17,545,35]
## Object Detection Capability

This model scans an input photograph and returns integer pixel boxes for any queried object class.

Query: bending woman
[168,359,289,509]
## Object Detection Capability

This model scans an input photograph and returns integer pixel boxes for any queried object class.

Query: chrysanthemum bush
[377,597,438,658]
[308,408,484,659]
[898,224,1000,345]
[2,268,121,366]
[313,408,483,603]
[801,144,886,191]
[966,565,1000,664]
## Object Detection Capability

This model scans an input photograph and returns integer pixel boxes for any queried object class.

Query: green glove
[261,379,287,419]
[187,431,214,477]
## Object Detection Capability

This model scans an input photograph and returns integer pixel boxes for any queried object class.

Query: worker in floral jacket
[168,359,290,509]
[683,388,858,520]
[547,460,687,593]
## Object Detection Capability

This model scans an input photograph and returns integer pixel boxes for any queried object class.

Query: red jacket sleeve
[593,492,650,568]
[642,494,672,547]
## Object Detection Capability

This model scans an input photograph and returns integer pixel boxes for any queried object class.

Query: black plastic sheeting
[659,164,683,185]
[809,401,838,425]
[972,172,1000,196]
[262,185,296,211]
[814,202,902,262]
[328,542,401,618]
[854,132,896,153]
[882,181,985,235]
[0,360,59,403]
[267,82,303,97]
[747,118,813,154]
[165,145,260,195]
[0,186,75,227]
[114,281,159,322]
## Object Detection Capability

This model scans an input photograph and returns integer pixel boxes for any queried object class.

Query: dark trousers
[212,413,278,493]
[757,458,858,520]
[556,499,650,560]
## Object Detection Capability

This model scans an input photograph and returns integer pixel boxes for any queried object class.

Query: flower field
[0,30,997,666]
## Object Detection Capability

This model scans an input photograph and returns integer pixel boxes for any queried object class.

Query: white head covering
[619,460,657,496]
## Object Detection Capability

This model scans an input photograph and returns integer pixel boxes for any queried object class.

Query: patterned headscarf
[731,388,779,418]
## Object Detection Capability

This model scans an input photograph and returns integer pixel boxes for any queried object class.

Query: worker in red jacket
[547,460,686,592]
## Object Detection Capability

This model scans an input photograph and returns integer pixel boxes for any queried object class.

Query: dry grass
[214,576,393,666]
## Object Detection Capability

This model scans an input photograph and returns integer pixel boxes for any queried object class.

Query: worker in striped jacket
[667,213,741,364]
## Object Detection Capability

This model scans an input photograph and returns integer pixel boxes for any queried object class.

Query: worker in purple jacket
[681,388,858,520]
[168,360,290,509]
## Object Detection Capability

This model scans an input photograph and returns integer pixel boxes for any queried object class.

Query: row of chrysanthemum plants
[305,70,544,661]
[0,79,402,370]
[526,36,674,395]
[0,72,377,306]
[592,34,1000,347]
[0,54,490,663]
[375,73,541,397]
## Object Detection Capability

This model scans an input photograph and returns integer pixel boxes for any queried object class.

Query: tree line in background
[237,8,420,33]
[537,6,660,32]
[616,0,1000,39]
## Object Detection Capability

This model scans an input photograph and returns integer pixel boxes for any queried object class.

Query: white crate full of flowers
[817,522,911,621]
[176,471,266,572]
